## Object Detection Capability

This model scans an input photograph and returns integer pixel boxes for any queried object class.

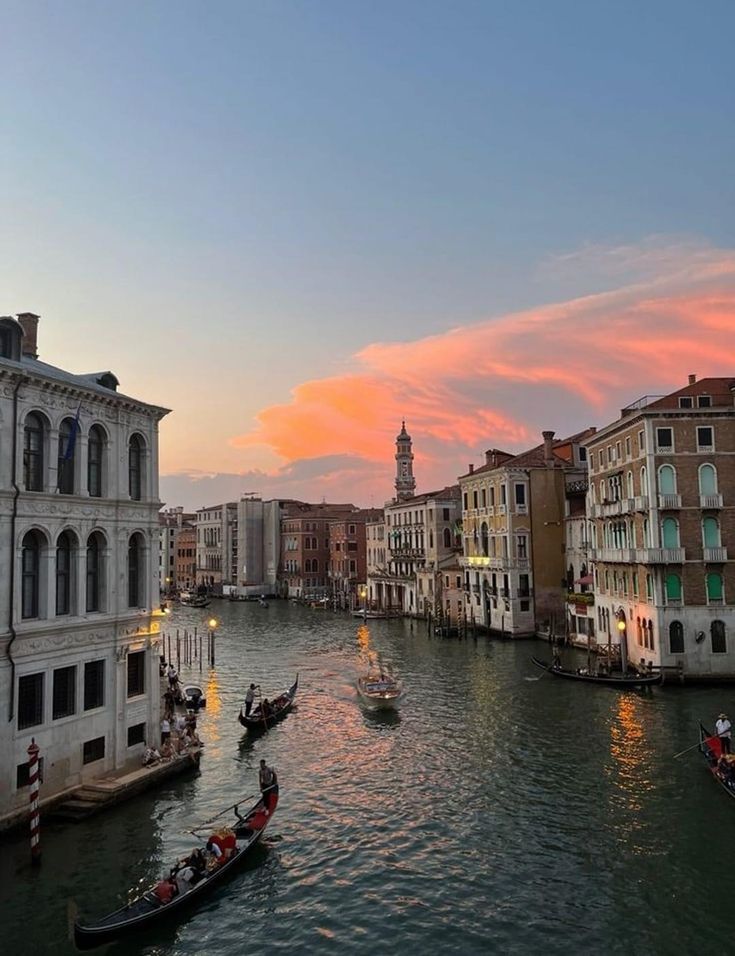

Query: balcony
[658,494,682,509]
[565,478,588,497]
[391,546,424,558]
[704,547,728,562]
[496,504,507,516]
[565,591,595,606]
[589,548,636,563]
[633,495,649,512]
[635,548,685,564]
[700,494,723,509]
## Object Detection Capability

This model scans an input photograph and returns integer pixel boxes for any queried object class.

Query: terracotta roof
[390,484,460,506]
[642,377,735,412]
[461,428,595,477]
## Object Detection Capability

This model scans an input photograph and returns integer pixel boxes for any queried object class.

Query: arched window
[662,517,679,549]
[56,530,75,615]
[86,532,104,612]
[22,530,43,619]
[443,527,452,549]
[699,464,717,496]
[480,523,489,557]
[707,572,724,604]
[23,413,45,491]
[128,533,145,608]
[665,573,682,603]
[57,417,77,495]
[312,559,319,573]
[711,620,727,654]
[128,434,144,501]
[703,517,720,548]
[669,621,684,654]
[626,471,634,498]
[646,574,653,602]
[648,619,655,652]
[640,465,647,496]
[88,425,105,498]
[643,518,649,547]
[658,465,676,495]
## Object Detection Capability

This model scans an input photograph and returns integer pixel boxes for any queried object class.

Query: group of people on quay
[141,662,202,767]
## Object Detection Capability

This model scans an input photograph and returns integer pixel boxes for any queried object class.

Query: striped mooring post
[28,738,41,865]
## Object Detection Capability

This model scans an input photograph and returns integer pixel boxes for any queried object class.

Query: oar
[673,739,707,759]
[190,792,256,833]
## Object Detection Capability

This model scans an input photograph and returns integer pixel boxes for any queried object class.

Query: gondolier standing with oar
[716,713,732,754]
[259,759,278,811]
[244,683,259,718]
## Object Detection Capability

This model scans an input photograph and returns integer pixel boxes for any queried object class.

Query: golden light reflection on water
[203,669,222,752]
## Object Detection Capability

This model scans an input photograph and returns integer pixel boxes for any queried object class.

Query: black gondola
[73,793,276,950]
[699,722,735,800]
[238,676,298,730]
[531,656,662,687]
[183,684,206,709]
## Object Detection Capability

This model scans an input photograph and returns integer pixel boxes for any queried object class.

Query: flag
[63,402,82,461]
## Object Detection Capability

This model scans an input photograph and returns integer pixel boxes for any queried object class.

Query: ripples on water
[1,603,733,955]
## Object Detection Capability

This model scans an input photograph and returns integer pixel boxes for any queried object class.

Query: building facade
[459,431,593,637]
[158,507,195,594]
[0,313,167,821]
[236,496,282,597]
[195,502,237,590]
[585,376,735,677]
[279,503,356,599]
[175,523,196,591]
[328,509,382,609]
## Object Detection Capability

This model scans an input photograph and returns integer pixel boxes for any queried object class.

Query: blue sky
[2,0,734,507]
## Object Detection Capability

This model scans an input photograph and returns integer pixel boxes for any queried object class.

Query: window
[84,660,105,710]
[128,434,144,500]
[481,489,486,508]
[615,441,622,462]
[662,517,679,549]
[658,465,676,495]
[514,484,526,506]
[646,574,653,602]
[86,532,103,612]
[473,491,478,509]
[699,464,717,496]
[349,559,356,573]
[698,395,712,408]
[665,573,682,603]
[127,650,146,698]
[52,665,76,719]
[128,533,144,608]
[443,528,451,548]
[678,396,693,408]
[711,620,727,654]
[579,446,587,463]
[703,517,720,548]
[669,621,684,654]
[707,572,724,604]
[626,471,634,497]
[23,412,44,491]
[127,723,146,747]
[88,425,105,497]
[348,524,356,535]
[57,418,77,494]
[599,450,604,470]
[22,530,43,619]
[55,530,74,616]
[481,523,489,557]
[347,542,357,552]
[640,466,647,496]
[656,427,673,452]
[519,574,530,597]
[625,436,631,458]
[83,736,105,765]
[18,673,44,729]
[697,426,714,451]
[638,429,645,453]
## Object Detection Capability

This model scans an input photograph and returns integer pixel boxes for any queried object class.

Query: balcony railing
[704,547,728,562]
[700,494,723,509]
[589,548,636,563]
[391,546,424,558]
[633,495,649,512]
[658,494,682,509]
[635,547,685,564]
[565,592,595,605]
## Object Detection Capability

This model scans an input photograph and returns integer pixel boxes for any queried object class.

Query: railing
[566,592,595,605]
[633,495,649,512]
[635,548,685,563]
[700,494,723,509]
[658,494,682,509]
[565,479,588,495]
[517,589,533,599]
[589,548,636,563]
[391,547,424,558]
[704,547,728,562]
[496,504,507,516]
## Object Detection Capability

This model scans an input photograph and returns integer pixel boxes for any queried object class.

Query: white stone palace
[0,313,168,823]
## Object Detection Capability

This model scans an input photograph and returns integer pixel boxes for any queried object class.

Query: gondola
[530,656,662,687]
[74,792,277,950]
[238,676,298,730]
[699,723,735,800]
[183,684,206,709]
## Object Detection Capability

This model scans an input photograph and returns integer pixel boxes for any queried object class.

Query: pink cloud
[220,239,735,503]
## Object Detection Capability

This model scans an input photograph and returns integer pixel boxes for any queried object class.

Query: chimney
[542,430,555,466]
[688,373,696,385]
[16,312,39,359]
[468,463,474,475]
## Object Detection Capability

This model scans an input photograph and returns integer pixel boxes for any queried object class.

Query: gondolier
[716,713,732,754]
[259,759,278,810]
[244,683,259,718]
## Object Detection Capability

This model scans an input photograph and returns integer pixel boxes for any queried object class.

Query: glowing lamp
[617,619,626,632]
[209,618,218,630]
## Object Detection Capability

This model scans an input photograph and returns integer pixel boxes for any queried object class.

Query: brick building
[280,503,356,599]
[585,375,735,677]
[328,509,383,609]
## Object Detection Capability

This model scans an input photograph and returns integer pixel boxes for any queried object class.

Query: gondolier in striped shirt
[716,713,732,754]
[259,759,279,811]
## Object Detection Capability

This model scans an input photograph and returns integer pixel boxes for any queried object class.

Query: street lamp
[616,609,628,674]
[209,617,217,632]
[359,584,368,616]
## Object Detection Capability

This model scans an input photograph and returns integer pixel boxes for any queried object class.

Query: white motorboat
[357,672,403,709]
[351,610,387,619]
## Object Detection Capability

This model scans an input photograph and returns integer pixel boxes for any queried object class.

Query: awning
[575,574,593,585]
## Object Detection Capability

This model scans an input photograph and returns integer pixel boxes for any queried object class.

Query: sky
[2,1,735,510]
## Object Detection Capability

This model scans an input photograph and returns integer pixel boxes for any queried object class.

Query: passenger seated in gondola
[174,865,197,896]
[152,876,178,904]
[261,699,271,719]
[576,667,589,676]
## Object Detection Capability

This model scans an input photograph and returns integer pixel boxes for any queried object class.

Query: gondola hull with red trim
[699,723,735,800]
[238,676,298,731]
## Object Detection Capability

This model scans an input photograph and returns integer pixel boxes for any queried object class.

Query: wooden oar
[190,792,256,832]
[673,739,707,759]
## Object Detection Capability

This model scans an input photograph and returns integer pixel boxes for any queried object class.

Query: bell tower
[395,421,416,501]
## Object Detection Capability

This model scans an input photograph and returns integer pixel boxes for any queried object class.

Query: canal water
[2,602,733,955]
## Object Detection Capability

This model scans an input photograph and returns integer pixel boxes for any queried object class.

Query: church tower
[395,421,416,501]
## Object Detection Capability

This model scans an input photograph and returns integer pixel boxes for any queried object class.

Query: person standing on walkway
[259,758,279,810]
[244,683,259,718]
[161,715,171,746]
[716,713,732,754]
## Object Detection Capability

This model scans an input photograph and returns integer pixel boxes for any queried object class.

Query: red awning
[575,574,593,585]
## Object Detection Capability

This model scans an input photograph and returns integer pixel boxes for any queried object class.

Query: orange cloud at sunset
[165,239,735,508]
